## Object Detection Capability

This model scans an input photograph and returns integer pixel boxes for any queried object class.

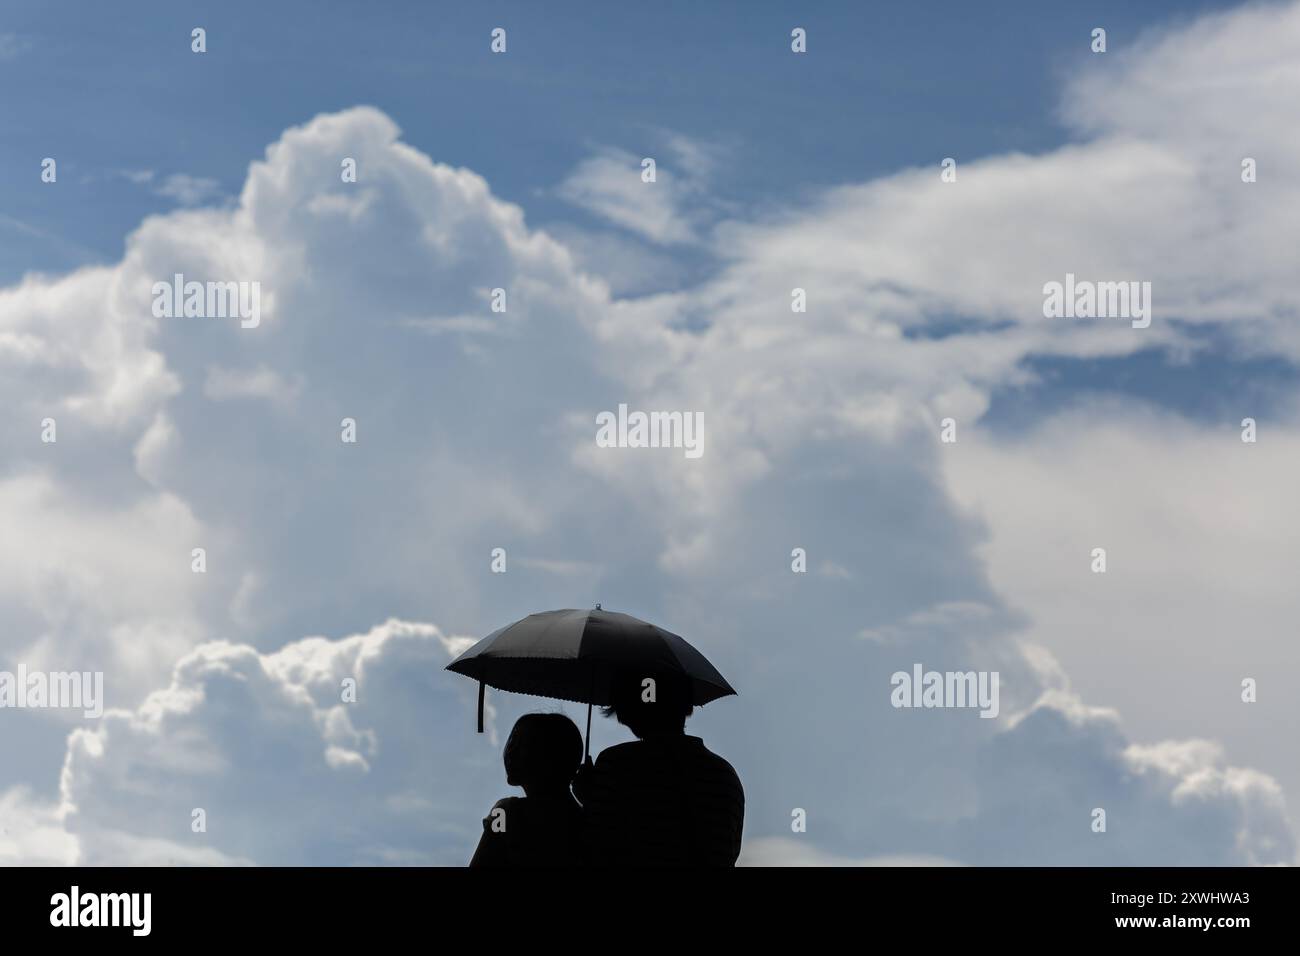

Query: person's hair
[503,713,583,790]
[601,669,693,738]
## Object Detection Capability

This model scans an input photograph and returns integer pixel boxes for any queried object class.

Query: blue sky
[1,0,1240,282]
[1,1,1298,866]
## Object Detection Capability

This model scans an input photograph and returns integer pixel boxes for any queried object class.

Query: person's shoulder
[594,740,644,765]
[694,740,744,787]
[483,795,525,826]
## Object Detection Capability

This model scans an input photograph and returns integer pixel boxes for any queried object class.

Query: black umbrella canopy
[446,607,736,748]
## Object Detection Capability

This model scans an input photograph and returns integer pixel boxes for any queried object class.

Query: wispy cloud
[0,34,32,61]
[514,556,605,577]
[154,173,222,206]
[204,365,305,409]
[556,137,720,245]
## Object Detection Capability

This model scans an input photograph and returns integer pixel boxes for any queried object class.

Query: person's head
[503,713,583,794]
[601,670,694,739]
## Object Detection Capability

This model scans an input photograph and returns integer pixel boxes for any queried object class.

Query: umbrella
[446,605,736,758]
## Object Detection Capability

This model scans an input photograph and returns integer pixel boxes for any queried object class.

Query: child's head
[503,713,583,793]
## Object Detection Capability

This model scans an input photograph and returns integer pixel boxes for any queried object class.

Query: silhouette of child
[469,713,584,867]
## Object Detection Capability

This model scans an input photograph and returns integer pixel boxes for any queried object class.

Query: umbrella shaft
[585,701,592,761]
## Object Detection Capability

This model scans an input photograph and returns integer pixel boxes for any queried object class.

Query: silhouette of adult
[576,670,744,866]
[469,713,584,867]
